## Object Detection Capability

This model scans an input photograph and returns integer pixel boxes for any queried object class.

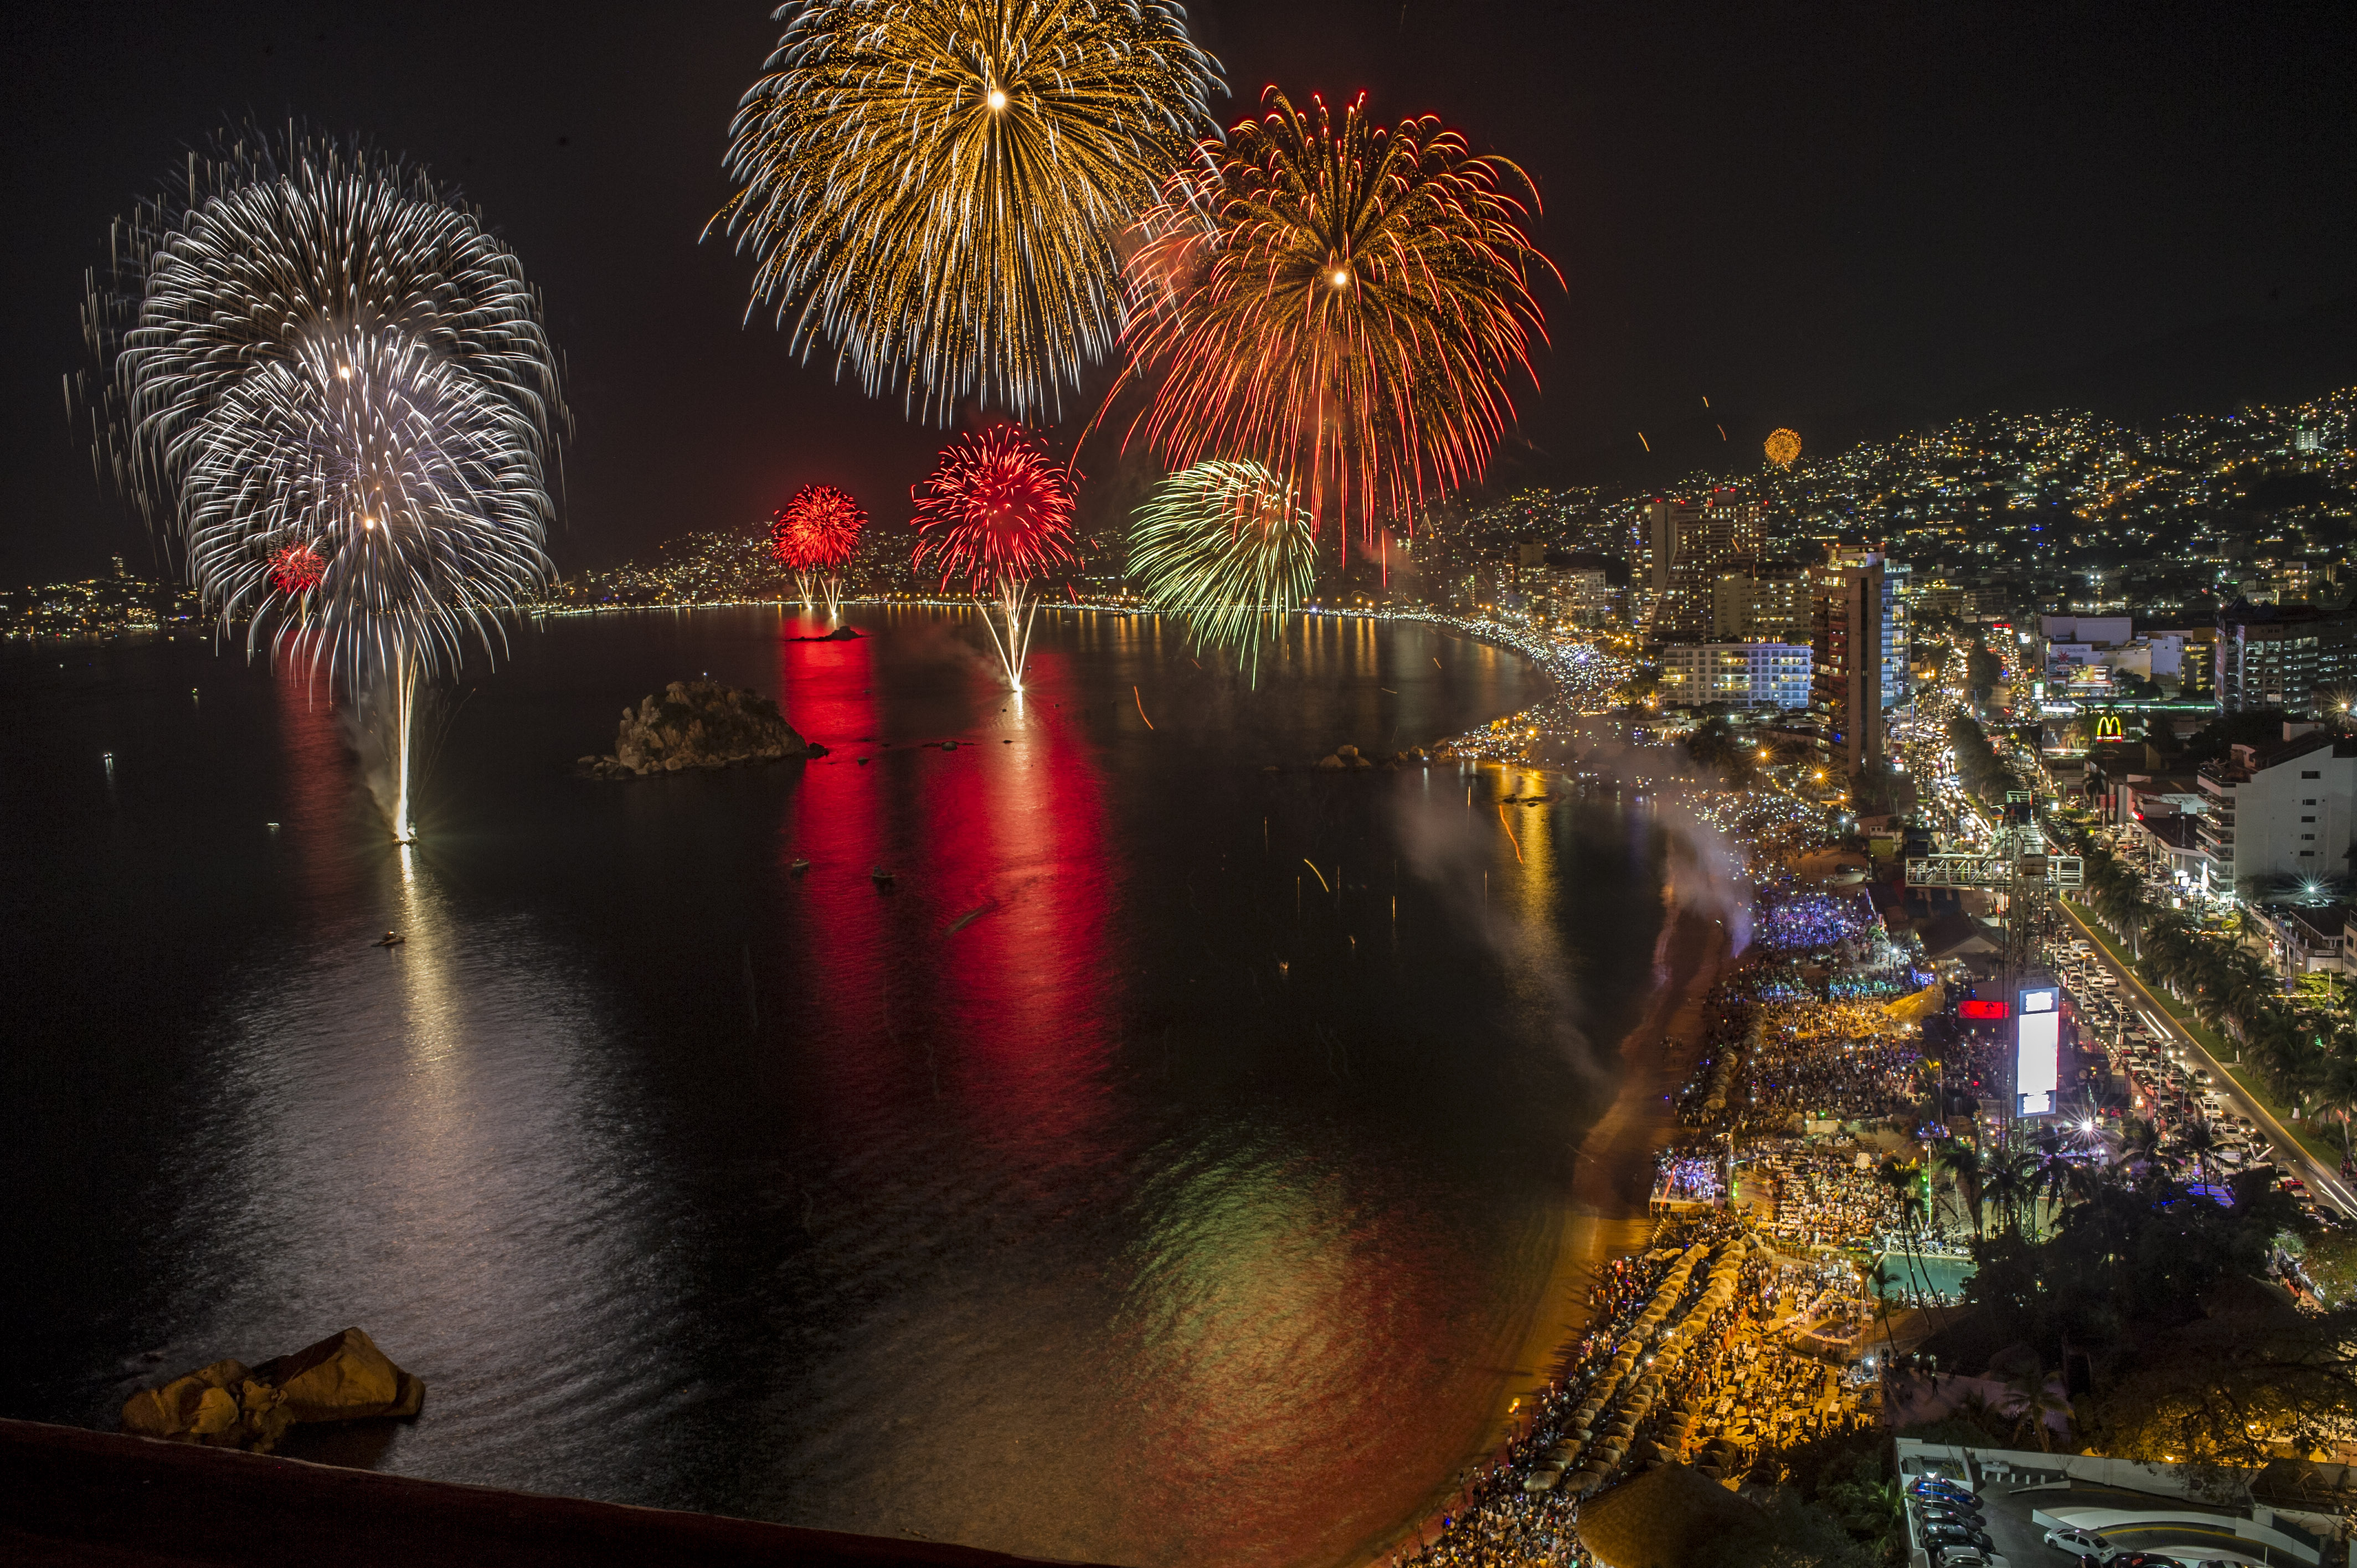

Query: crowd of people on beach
[1390,859,1963,1568]
[1392,1209,1880,1568]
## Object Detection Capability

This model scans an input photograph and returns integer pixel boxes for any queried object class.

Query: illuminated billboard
[2016,986,2059,1116]
[1958,999,2010,1020]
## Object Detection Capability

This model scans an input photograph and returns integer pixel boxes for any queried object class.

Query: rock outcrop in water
[120,1327,425,1453]
[580,679,819,778]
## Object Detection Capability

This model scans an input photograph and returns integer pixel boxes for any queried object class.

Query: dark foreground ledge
[0,1419,1120,1567]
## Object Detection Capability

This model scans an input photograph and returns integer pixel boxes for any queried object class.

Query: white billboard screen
[2016,987,2059,1116]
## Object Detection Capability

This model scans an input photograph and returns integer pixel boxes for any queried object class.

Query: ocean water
[2,605,1670,1568]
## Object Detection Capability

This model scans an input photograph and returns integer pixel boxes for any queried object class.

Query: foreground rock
[579,679,820,778]
[120,1328,425,1453]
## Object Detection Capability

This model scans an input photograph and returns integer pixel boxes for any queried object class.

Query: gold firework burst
[713,0,1222,423]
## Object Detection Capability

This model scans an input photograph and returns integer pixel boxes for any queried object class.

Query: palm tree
[1933,1139,1985,1237]
[2001,1366,2071,1453]
[2173,1116,2222,1185]
[1980,1145,2036,1238]
[2116,1113,2163,1164]
[2308,1049,2357,1173]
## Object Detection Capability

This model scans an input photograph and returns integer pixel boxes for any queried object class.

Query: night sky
[6,1,2354,585]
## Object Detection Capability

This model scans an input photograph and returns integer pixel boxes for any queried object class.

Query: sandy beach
[1355,891,1732,1567]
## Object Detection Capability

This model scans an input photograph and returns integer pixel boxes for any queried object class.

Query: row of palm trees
[2060,823,2357,1169]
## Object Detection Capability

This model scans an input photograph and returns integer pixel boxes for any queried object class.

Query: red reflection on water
[919,647,1117,1163]
[776,614,891,1070]
[272,644,367,911]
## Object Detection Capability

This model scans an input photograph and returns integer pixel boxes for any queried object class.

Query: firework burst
[770,483,868,618]
[1118,89,1556,546]
[909,425,1076,690]
[1764,427,1803,469]
[1128,460,1314,681]
[712,0,1222,423]
[83,127,563,840]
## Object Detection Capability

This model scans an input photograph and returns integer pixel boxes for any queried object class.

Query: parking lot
[1898,1448,2286,1568]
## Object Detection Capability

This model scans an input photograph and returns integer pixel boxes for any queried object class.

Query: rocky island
[579,679,821,778]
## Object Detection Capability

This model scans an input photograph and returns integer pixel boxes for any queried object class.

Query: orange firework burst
[1117,89,1556,546]
[1764,428,1802,468]
[267,540,326,595]
[909,426,1077,691]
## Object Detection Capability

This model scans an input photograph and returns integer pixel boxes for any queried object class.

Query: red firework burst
[909,426,1078,589]
[770,484,867,570]
[269,540,326,595]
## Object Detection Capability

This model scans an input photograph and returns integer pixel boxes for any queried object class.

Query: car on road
[2045,1528,2117,1561]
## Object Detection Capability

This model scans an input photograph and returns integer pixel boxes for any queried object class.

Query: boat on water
[789,858,811,875]
[374,931,405,948]
[868,865,895,886]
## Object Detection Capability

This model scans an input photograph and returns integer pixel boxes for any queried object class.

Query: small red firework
[909,426,1078,589]
[269,541,326,595]
[770,484,867,570]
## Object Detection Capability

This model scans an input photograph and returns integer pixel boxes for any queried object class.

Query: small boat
[374,931,405,948]
[868,865,895,886]
[789,858,811,875]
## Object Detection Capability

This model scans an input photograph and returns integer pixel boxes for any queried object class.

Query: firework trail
[82,127,563,842]
[770,483,868,619]
[909,425,1077,692]
[1118,89,1556,548]
[712,0,1222,424]
[1126,459,1314,682]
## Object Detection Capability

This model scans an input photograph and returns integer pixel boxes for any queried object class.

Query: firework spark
[84,127,563,840]
[1127,459,1314,680]
[909,425,1076,690]
[1119,89,1556,546]
[770,483,868,618]
[712,0,1222,423]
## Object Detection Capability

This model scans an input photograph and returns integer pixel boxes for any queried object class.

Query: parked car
[2045,1528,2117,1561]
[1910,1478,1982,1506]
[1926,1524,1996,1554]
[1922,1505,1987,1530]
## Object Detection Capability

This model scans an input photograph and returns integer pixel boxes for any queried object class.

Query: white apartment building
[1658,642,1813,711]
[2194,724,2357,893]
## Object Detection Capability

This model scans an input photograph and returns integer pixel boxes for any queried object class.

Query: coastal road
[2060,902,2357,1220]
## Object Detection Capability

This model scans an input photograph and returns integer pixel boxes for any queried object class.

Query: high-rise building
[1712,561,1809,644]
[2194,724,2356,892]
[1658,642,1813,710]
[1812,558,1884,775]
[2215,599,2357,713]
[1642,490,1764,642]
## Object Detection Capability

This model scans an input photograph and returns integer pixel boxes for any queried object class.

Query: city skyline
[7,1,2356,587]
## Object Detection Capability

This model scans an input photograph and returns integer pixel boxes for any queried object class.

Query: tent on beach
[1576,1460,1761,1568]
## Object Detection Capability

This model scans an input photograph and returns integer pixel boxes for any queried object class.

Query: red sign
[1958,999,2011,1020]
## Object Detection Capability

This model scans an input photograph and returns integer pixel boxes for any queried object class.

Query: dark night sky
[6,1,2355,585]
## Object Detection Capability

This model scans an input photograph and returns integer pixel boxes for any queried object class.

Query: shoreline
[1354,891,1731,1567]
